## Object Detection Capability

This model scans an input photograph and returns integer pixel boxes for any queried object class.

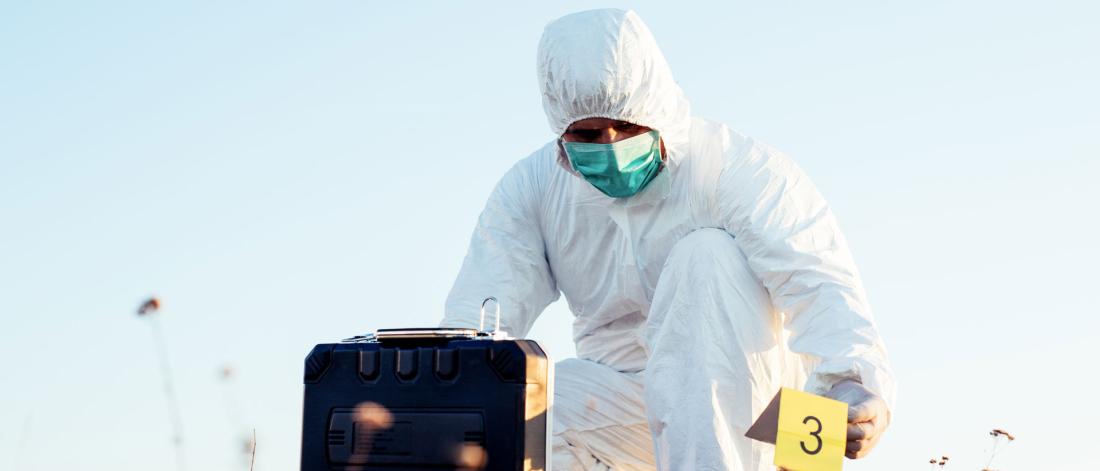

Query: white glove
[825,380,891,459]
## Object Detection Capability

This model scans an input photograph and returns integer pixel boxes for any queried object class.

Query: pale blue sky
[1,1,1097,469]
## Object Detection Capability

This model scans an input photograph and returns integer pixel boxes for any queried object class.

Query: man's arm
[442,157,560,337]
[716,135,896,457]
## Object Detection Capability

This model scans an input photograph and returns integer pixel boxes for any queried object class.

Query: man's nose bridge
[605,127,618,143]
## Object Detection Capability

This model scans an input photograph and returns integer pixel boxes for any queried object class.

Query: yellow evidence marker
[745,387,848,471]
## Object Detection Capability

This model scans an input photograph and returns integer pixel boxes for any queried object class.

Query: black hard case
[300,335,551,471]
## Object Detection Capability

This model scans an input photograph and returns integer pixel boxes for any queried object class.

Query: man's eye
[570,130,601,140]
[616,123,640,132]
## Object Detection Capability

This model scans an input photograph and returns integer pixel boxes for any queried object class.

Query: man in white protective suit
[441,8,896,471]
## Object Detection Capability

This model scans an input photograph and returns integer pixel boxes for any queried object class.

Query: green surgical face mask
[563,130,662,198]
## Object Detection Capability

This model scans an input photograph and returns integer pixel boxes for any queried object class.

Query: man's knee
[649,227,776,351]
[663,228,748,278]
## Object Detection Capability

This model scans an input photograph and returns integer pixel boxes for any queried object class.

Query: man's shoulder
[494,139,564,196]
[516,139,561,171]
[687,117,799,178]
[688,117,771,161]
[681,118,809,215]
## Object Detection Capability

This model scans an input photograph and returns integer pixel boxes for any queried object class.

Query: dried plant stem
[249,429,257,471]
[986,435,1003,469]
[150,315,186,471]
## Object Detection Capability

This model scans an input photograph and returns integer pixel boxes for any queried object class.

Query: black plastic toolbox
[300,327,552,471]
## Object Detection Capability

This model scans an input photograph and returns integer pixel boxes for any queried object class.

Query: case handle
[479,297,501,333]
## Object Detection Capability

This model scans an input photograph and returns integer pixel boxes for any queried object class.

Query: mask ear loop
[557,137,581,175]
[655,133,667,168]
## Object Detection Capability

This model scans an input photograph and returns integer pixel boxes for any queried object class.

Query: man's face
[561,118,666,161]
[561,118,651,144]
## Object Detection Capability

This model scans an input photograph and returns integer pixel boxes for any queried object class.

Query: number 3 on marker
[773,387,845,470]
[800,415,823,455]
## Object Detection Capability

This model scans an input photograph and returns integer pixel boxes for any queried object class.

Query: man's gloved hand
[824,380,890,459]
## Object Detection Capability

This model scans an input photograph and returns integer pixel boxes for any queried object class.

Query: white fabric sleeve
[716,140,897,411]
[442,158,560,338]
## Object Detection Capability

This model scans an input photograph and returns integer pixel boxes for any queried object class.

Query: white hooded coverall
[441,8,896,471]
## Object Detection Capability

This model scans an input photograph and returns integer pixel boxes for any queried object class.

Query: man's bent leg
[552,358,656,471]
[644,229,801,471]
